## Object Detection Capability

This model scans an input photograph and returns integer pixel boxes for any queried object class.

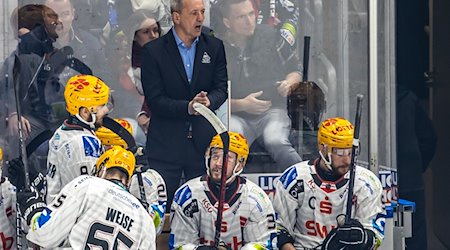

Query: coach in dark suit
[141,0,228,209]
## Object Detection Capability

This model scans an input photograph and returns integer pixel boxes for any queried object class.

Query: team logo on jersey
[320,182,337,193]
[82,136,101,158]
[288,180,304,199]
[183,199,199,218]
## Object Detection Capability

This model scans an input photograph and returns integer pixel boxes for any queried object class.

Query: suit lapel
[165,31,189,85]
[191,35,205,88]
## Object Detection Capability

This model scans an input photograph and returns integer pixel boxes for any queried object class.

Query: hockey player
[169,132,277,250]
[16,146,156,249]
[96,118,168,235]
[0,147,18,250]
[273,117,385,250]
[46,74,110,203]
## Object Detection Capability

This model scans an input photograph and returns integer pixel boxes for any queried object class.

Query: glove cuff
[23,201,46,225]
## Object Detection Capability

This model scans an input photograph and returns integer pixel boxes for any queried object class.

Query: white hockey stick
[193,103,229,249]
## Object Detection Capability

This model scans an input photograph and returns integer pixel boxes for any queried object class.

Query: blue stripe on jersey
[174,185,192,206]
[279,166,298,189]
[169,233,175,250]
[82,136,101,157]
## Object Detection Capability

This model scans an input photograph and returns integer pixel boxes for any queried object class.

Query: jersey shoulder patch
[82,135,102,157]
[278,165,298,189]
[174,185,192,207]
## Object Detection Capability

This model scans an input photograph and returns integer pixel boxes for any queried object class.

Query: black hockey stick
[13,55,31,190]
[345,94,364,222]
[102,117,149,210]
[193,103,229,249]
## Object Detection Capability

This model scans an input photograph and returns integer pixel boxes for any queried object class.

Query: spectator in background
[397,84,437,250]
[123,10,162,134]
[44,0,110,85]
[216,0,302,171]
[141,0,228,211]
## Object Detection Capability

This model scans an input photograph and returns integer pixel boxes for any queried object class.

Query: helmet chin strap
[75,112,96,130]
[319,150,333,171]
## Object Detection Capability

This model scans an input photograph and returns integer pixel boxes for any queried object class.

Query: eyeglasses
[332,148,353,157]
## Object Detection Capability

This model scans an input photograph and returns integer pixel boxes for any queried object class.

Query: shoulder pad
[174,185,192,207]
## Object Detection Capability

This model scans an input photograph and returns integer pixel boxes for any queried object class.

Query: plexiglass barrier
[0,0,396,191]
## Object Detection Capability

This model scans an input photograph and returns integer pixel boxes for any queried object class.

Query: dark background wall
[397,0,450,248]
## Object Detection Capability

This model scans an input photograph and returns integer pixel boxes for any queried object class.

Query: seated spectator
[216,0,302,171]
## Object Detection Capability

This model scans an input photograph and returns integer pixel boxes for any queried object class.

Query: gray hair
[170,0,184,13]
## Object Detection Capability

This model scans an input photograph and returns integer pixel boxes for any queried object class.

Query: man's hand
[277,80,299,97]
[137,113,150,134]
[242,91,272,115]
[17,187,46,225]
[321,219,371,250]
[7,114,31,138]
[188,91,210,115]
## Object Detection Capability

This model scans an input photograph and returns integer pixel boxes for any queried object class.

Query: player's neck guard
[109,179,129,191]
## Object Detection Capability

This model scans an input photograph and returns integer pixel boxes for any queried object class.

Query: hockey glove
[6,157,46,192]
[277,228,295,249]
[321,219,374,250]
[17,187,46,225]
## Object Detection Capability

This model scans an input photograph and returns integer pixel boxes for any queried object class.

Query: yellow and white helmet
[64,74,110,116]
[206,132,249,183]
[95,146,136,180]
[96,118,133,148]
[318,117,354,169]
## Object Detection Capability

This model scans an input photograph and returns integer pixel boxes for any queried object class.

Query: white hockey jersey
[170,175,277,250]
[273,160,385,249]
[0,178,17,250]
[27,175,156,249]
[129,168,167,235]
[46,121,103,203]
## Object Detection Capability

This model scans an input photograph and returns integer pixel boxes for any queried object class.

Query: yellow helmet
[64,75,110,115]
[209,132,249,164]
[318,117,354,152]
[95,146,135,180]
[96,118,133,148]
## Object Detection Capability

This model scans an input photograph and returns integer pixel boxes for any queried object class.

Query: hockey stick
[193,103,229,249]
[13,54,37,250]
[345,94,364,222]
[102,117,149,210]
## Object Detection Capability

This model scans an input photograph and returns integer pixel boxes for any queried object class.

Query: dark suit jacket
[141,29,228,164]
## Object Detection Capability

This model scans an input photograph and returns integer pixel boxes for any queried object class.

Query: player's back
[46,123,102,203]
[28,176,156,249]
